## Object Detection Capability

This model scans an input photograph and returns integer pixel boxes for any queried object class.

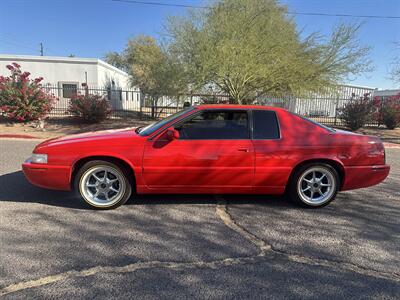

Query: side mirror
[166,127,180,141]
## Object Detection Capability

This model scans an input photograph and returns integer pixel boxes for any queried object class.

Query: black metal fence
[44,84,231,119]
[44,83,381,127]
[257,85,377,126]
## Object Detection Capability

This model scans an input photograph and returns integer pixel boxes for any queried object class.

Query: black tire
[287,163,340,208]
[74,160,132,210]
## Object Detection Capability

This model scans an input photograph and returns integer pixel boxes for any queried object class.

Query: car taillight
[384,146,386,164]
[371,139,386,165]
[377,141,386,165]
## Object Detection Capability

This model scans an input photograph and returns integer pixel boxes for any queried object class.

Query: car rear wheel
[74,160,132,209]
[288,163,339,208]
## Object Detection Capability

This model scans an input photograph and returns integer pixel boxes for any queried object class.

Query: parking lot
[0,138,399,299]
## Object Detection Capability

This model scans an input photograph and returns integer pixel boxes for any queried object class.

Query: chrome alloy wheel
[297,167,336,206]
[79,166,126,208]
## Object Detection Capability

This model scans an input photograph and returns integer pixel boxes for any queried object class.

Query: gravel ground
[0,139,399,299]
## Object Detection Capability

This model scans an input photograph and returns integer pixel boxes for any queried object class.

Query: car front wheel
[75,160,132,209]
[288,163,339,208]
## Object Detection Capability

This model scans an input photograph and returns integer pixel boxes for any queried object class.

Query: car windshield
[137,107,195,136]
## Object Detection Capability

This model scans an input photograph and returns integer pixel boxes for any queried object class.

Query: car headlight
[31,153,48,164]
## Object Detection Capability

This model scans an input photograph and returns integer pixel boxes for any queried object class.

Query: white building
[0,54,141,112]
[0,54,131,88]
[373,89,400,98]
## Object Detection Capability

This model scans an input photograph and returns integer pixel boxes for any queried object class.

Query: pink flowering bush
[373,93,400,129]
[68,94,111,123]
[0,63,56,122]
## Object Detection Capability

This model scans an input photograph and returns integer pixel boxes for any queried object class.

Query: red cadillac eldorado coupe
[22,105,390,209]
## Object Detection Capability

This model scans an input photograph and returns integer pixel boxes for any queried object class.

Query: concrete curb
[0,134,39,139]
[383,142,400,149]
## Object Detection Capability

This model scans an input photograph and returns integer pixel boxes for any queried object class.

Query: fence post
[151,98,155,119]
[287,96,293,111]
[334,96,339,126]
[378,97,385,127]
[139,93,143,120]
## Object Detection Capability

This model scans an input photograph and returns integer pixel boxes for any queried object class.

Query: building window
[61,83,78,98]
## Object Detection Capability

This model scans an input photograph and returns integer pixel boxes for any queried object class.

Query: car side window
[252,110,280,139]
[175,110,249,140]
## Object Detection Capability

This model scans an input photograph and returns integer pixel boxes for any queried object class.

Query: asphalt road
[0,139,399,299]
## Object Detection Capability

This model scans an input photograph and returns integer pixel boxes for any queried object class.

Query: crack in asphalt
[215,196,271,254]
[1,197,399,297]
[217,198,400,284]
[0,256,268,297]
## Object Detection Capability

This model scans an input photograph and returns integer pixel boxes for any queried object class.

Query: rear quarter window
[252,110,280,139]
[292,113,335,132]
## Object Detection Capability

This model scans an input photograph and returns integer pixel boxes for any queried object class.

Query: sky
[0,0,399,89]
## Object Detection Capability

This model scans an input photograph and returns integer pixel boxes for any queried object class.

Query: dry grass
[355,127,400,142]
[0,117,152,139]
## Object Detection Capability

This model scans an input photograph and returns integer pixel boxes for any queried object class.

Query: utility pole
[39,43,44,56]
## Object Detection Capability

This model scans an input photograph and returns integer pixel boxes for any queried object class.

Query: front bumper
[341,164,390,191]
[22,160,72,191]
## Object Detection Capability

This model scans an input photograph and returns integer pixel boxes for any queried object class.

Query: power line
[289,11,400,19]
[0,34,38,52]
[0,33,61,56]
[112,0,208,9]
[112,0,400,19]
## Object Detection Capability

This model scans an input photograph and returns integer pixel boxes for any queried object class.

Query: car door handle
[237,148,250,152]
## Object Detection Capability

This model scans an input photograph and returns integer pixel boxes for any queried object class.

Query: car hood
[36,127,139,149]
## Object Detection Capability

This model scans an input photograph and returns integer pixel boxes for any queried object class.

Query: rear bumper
[22,160,72,191]
[341,164,390,191]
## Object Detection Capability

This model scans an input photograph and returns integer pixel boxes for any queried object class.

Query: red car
[22,105,390,209]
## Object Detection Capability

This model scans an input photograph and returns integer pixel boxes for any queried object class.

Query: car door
[251,109,289,194]
[142,109,254,193]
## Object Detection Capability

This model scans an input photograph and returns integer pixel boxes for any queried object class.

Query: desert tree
[390,43,400,86]
[105,36,187,110]
[166,0,372,104]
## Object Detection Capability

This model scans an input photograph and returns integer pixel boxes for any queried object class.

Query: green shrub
[0,63,56,122]
[68,94,111,123]
[381,96,400,129]
[338,93,374,131]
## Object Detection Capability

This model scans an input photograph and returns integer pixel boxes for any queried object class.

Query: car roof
[195,104,286,111]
